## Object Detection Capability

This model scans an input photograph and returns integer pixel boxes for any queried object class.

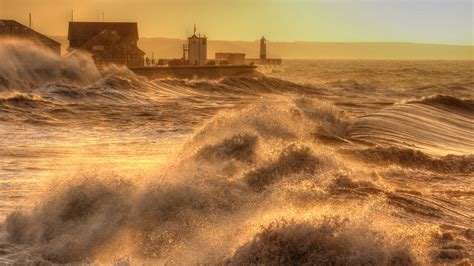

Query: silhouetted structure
[260,37,267,60]
[0,19,61,55]
[187,26,207,66]
[136,25,258,79]
[68,22,145,67]
[245,36,281,65]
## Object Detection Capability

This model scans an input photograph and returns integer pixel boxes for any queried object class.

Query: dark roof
[68,22,139,47]
[216,53,246,56]
[0,19,60,46]
[188,34,207,40]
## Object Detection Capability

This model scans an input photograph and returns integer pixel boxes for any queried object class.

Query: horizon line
[46,35,474,47]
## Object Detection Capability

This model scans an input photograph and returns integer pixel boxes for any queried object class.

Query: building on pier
[0,19,61,55]
[186,25,207,66]
[68,22,145,67]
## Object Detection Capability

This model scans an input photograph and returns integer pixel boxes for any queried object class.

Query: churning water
[0,40,473,265]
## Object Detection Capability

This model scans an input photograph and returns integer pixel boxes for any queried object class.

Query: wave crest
[196,134,259,163]
[407,94,474,113]
[345,146,474,174]
[0,93,47,108]
[245,144,325,192]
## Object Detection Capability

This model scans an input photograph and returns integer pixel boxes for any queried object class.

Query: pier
[129,64,260,80]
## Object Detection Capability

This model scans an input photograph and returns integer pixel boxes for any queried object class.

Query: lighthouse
[260,36,267,61]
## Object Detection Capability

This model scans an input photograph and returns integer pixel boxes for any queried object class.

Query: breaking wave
[4,96,460,264]
[0,38,101,89]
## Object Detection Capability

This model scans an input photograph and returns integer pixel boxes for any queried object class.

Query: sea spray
[227,218,418,265]
[0,38,101,89]
[4,98,441,263]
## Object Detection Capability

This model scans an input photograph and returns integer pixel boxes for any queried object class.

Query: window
[202,38,206,45]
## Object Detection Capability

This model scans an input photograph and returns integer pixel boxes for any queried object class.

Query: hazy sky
[0,0,472,45]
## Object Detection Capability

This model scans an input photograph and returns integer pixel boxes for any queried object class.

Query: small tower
[188,25,207,66]
[260,36,267,61]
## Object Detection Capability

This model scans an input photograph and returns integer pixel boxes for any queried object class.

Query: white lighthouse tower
[260,36,267,61]
[188,25,207,66]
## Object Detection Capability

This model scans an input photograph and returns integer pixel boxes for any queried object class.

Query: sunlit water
[0,41,473,264]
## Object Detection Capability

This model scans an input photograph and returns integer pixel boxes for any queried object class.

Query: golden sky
[1,0,472,45]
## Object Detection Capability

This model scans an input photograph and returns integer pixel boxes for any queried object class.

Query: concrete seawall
[129,65,260,79]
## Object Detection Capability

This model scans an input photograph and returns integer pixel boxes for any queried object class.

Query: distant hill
[51,36,473,60]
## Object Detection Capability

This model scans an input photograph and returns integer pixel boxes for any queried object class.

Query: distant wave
[324,79,377,92]
[0,93,45,104]
[155,76,323,97]
[348,95,474,156]
[406,94,474,114]
[342,146,474,174]
[0,69,327,127]
[0,93,51,111]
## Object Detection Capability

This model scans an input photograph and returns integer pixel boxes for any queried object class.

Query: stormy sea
[0,40,473,265]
